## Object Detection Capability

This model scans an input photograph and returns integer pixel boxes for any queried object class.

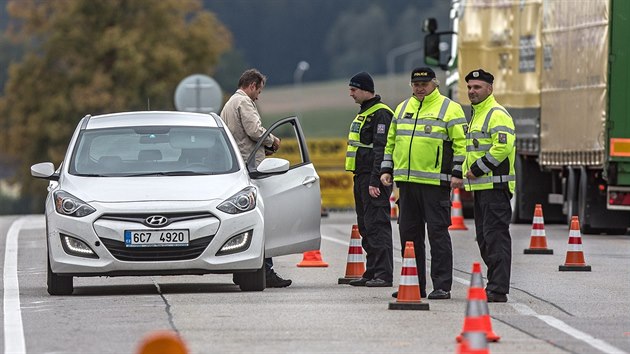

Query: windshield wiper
[121,171,213,177]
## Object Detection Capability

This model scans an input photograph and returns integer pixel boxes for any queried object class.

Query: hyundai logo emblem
[145,215,169,227]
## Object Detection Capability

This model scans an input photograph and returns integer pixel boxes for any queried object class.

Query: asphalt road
[1,213,629,354]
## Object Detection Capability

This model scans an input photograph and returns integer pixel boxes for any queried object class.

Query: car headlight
[53,191,96,217]
[217,187,257,214]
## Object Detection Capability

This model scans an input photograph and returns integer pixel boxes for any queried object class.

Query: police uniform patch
[357,116,365,122]
[351,122,361,133]
[424,125,432,134]
[498,133,507,144]
[377,123,386,134]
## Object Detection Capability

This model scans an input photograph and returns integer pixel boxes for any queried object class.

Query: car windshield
[69,126,238,176]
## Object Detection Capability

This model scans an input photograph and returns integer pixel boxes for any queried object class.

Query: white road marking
[4,217,27,354]
[514,305,627,354]
[323,233,627,354]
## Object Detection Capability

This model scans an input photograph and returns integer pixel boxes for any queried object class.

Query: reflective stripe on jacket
[345,103,393,171]
[463,94,516,192]
[380,88,467,187]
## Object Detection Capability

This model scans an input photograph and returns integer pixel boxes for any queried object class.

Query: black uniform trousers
[473,189,512,294]
[353,173,393,282]
[397,182,453,293]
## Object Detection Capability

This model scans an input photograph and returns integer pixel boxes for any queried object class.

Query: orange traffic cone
[456,331,490,354]
[559,216,591,271]
[524,204,553,254]
[449,188,468,230]
[338,224,366,284]
[389,191,398,220]
[297,250,329,267]
[389,241,429,311]
[456,262,500,343]
[136,330,188,354]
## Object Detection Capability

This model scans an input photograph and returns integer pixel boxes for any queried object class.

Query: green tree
[0,0,232,211]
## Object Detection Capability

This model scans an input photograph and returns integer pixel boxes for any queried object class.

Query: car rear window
[69,126,238,176]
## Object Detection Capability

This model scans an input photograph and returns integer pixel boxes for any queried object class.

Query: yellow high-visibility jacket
[463,94,516,193]
[381,89,466,187]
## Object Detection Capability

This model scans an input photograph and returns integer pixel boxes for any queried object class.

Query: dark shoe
[391,290,427,298]
[348,277,370,286]
[365,278,392,287]
[486,291,508,303]
[428,289,451,299]
[266,271,292,288]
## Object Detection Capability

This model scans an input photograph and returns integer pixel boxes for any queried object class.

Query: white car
[31,111,321,295]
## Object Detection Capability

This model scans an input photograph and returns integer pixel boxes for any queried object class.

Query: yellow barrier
[319,171,355,208]
[274,138,347,170]
[274,138,354,208]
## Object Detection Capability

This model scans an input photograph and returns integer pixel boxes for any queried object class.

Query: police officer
[463,69,516,302]
[380,67,467,299]
[345,72,394,287]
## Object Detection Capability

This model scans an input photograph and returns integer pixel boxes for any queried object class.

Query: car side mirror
[31,162,60,181]
[250,158,290,179]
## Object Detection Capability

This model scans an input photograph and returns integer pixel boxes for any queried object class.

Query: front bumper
[46,199,265,277]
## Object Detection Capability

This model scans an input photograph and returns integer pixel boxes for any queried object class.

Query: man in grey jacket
[220,68,290,288]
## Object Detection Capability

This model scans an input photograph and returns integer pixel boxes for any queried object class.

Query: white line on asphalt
[513,304,627,354]
[323,234,626,354]
[4,217,27,354]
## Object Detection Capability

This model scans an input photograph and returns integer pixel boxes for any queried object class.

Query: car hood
[59,173,250,202]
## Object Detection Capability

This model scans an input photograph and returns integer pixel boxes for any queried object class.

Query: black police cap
[411,67,436,82]
[465,69,494,84]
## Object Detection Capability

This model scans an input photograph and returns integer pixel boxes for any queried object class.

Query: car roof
[83,111,224,130]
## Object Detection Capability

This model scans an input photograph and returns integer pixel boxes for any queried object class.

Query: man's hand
[369,186,380,198]
[451,177,464,189]
[380,173,393,187]
[465,170,476,179]
[272,137,281,152]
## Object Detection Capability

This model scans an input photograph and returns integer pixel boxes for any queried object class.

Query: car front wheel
[235,265,265,292]
[47,254,73,295]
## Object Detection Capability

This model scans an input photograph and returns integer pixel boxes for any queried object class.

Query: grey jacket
[220,89,275,165]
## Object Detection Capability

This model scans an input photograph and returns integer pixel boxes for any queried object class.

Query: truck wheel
[511,155,528,223]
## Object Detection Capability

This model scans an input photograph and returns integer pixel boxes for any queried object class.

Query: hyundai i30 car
[31,111,321,295]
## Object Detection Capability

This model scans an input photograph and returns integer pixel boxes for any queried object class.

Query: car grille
[96,212,217,261]
[99,212,215,228]
[99,235,214,262]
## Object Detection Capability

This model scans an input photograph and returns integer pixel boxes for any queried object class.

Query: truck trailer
[424,0,630,233]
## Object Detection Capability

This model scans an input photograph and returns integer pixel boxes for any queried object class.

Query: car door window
[246,116,311,172]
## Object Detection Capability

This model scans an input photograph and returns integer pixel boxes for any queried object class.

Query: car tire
[47,254,73,296]
[237,265,265,292]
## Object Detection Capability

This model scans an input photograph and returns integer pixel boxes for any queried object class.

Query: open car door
[247,116,321,257]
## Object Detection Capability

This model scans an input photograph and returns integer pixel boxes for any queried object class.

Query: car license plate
[124,229,189,247]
